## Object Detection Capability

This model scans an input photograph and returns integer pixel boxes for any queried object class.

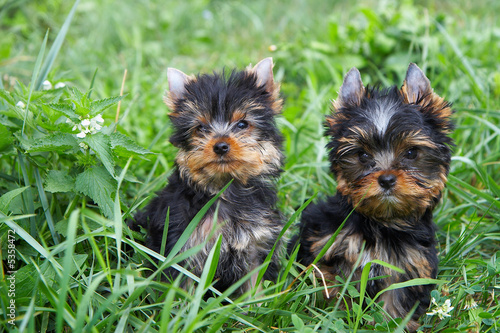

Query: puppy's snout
[378,173,397,190]
[213,141,230,156]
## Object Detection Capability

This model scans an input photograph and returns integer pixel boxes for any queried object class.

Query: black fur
[133,170,282,294]
[290,64,454,331]
[290,193,438,316]
[130,60,284,296]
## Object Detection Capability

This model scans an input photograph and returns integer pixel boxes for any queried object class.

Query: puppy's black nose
[213,141,230,156]
[378,174,397,190]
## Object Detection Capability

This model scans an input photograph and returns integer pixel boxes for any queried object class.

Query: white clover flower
[55,82,66,89]
[42,80,52,90]
[427,298,454,319]
[16,101,25,108]
[463,296,478,310]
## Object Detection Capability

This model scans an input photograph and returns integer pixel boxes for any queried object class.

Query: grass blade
[34,167,60,244]
[87,67,98,99]
[22,30,48,135]
[35,0,81,90]
[56,209,79,332]
[17,151,37,237]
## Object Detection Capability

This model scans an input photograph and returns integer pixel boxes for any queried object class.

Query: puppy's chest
[182,206,278,254]
[321,230,431,280]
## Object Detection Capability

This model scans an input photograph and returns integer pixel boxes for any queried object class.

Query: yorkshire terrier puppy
[131,58,284,296]
[291,64,454,331]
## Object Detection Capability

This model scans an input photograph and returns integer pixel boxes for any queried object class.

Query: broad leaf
[0,123,13,152]
[0,89,16,106]
[0,186,29,214]
[110,132,151,158]
[46,103,78,120]
[90,95,124,116]
[28,132,78,153]
[82,132,115,178]
[75,166,116,218]
[44,170,75,193]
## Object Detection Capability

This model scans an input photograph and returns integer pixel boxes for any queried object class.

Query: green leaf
[90,95,125,117]
[0,186,29,213]
[13,253,88,307]
[0,89,16,106]
[27,132,78,153]
[0,123,13,152]
[44,170,75,193]
[83,132,115,178]
[70,87,85,103]
[291,314,304,330]
[110,132,151,158]
[75,166,116,218]
[46,103,78,120]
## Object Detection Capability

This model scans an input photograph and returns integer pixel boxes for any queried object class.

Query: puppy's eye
[358,151,372,165]
[404,147,418,160]
[197,124,209,134]
[236,120,249,130]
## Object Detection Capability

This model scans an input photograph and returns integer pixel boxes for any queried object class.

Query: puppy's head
[165,58,283,192]
[326,64,454,222]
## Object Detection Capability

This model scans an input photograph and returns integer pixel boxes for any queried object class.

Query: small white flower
[73,114,104,138]
[93,114,104,123]
[93,124,102,132]
[79,142,89,150]
[55,82,66,89]
[81,119,91,127]
[463,296,478,310]
[89,115,103,132]
[42,80,52,90]
[16,101,25,108]
[269,44,277,52]
[427,298,454,319]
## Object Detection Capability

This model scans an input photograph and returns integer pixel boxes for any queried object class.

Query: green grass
[1,0,499,332]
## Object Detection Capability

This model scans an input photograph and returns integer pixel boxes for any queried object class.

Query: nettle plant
[0,80,150,226]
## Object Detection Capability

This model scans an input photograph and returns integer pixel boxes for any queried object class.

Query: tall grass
[1,0,499,332]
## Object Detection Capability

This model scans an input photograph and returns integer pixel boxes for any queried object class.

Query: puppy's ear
[334,67,365,109]
[251,58,275,93]
[164,68,194,112]
[401,63,432,104]
[328,68,364,129]
[249,57,282,114]
[401,63,453,128]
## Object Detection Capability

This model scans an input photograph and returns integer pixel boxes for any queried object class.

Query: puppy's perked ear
[327,67,365,130]
[248,57,282,114]
[401,63,453,129]
[335,67,365,109]
[251,57,275,93]
[164,68,194,111]
[401,63,432,104]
